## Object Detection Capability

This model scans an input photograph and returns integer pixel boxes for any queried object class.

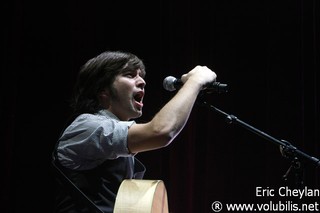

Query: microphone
[163,76,228,93]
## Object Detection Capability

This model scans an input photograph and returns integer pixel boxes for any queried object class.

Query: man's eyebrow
[138,69,146,78]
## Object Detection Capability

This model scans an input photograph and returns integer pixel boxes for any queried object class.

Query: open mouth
[133,91,144,108]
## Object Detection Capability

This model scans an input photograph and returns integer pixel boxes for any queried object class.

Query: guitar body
[114,179,169,213]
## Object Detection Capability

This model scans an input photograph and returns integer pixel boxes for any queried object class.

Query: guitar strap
[51,147,104,213]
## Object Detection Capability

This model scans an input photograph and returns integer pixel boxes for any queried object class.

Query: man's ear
[98,89,110,107]
[99,89,110,99]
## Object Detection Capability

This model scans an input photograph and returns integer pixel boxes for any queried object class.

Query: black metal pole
[197,99,320,168]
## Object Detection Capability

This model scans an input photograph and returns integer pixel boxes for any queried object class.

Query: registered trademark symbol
[211,201,223,212]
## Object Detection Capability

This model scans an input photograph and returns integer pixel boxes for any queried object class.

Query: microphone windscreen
[163,76,177,91]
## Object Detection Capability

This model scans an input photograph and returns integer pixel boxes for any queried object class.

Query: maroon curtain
[2,0,319,212]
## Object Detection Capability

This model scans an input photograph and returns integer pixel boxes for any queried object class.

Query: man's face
[107,69,146,121]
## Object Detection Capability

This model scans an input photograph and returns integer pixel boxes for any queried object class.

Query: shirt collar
[97,109,120,121]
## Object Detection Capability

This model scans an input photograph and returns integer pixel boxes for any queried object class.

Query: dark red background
[2,0,319,212]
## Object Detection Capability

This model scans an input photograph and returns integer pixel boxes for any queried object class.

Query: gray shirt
[57,110,135,170]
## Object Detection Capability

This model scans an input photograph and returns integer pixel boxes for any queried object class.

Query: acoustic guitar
[114,179,169,213]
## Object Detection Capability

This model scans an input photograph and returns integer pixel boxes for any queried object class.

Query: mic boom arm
[197,99,320,187]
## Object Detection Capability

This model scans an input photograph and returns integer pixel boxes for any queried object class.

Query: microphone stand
[196,98,320,188]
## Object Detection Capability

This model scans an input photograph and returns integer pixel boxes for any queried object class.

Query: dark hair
[71,51,145,114]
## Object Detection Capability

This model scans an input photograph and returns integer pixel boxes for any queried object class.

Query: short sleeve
[57,113,135,170]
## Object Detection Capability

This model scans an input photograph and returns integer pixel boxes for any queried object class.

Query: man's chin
[135,111,143,118]
[129,110,142,120]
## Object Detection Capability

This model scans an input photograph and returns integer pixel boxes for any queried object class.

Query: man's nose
[136,76,146,89]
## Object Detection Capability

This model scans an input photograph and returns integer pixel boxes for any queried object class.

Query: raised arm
[127,65,217,153]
